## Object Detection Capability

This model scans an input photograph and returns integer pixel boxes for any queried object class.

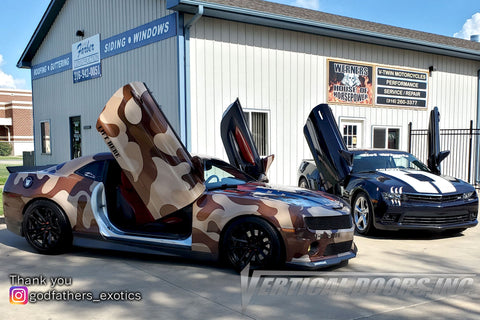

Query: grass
[0,156,24,216]
[0,156,22,160]
[0,164,10,185]
[0,164,8,216]
[0,157,17,217]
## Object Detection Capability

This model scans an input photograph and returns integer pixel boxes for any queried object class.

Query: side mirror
[339,150,354,167]
[437,150,450,164]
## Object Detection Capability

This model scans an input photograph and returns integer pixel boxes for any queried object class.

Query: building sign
[101,13,176,59]
[31,53,71,80]
[328,60,374,105]
[31,14,176,81]
[376,67,428,107]
[72,34,101,83]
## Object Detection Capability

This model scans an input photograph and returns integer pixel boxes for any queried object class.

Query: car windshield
[204,159,253,189]
[352,151,430,173]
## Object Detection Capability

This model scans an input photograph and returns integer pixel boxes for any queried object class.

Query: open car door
[96,82,205,220]
[427,106,450,175]
[304,104,353,194]
[220,99,274,181]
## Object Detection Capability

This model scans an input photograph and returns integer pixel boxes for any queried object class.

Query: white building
[18,0,480,186]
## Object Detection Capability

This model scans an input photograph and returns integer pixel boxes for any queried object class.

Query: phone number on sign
[73,64,101,81]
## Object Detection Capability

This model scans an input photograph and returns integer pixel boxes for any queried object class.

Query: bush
[0,142,12,156]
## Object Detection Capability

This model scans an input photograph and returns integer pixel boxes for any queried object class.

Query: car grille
[404,193,462,203]
[402,214,471,225]
[304,215,352,230]
[323,241,353,256]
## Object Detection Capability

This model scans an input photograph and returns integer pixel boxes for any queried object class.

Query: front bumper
[286,244,357,269]
[373,197,478,231]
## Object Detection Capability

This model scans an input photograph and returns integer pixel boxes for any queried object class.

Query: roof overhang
[17,0,66,69]
[167,0,480,61]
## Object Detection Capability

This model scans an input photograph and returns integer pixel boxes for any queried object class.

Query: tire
[299,177,309,189]
[352,192,376,235]
[22,200,73,254]
[221,216,283,272]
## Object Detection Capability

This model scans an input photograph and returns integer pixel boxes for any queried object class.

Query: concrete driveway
[0,221,478,320]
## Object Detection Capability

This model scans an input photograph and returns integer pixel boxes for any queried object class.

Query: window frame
[339,117,365,149]
[40,120,52,155]
[242,108,270,157]
[371,125,401,150]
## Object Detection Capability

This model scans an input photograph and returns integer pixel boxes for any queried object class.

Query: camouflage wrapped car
[3,82,356,271]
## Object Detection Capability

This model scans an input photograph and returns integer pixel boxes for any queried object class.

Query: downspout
[476,69,480,185]
[179,5,203,151]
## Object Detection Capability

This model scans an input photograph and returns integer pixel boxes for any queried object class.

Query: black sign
[376,67,428,108]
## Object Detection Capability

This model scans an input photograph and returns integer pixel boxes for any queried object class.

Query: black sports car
[298,104,478,234]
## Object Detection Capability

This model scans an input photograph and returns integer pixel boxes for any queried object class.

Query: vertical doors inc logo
[9,286,28,305]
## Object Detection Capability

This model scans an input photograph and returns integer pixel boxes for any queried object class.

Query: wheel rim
[299,179,308,188]
[25,206,62,250]
[227,222,273,269]
[354,196,369,232]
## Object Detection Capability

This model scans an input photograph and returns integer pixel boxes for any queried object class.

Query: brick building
[0,89,34,156]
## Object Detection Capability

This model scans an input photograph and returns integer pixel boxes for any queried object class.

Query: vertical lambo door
[427,106,450,175]
[303,104,353,195]
[220,99,274,181]
[94,82,205,247]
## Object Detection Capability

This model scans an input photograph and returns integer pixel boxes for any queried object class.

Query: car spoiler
[6,165,54,174]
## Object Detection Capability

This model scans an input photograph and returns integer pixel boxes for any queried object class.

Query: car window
[352,152,430,173]
[204,159,252,189]
[75,161,106,181]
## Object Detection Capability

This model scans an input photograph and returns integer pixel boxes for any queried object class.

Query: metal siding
[190,17,480,186]
[31,0,178,165]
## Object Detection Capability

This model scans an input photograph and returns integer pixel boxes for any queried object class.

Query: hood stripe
[379,170,457,194]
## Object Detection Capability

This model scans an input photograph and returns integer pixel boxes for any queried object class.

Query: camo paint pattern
[2,154,112,235]
[96,82,205,219]
[192,184,355,263]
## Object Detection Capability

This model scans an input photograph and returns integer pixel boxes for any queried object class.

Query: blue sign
[30,13,177,81]
[31,53,71,80]
[101,13,176,59]
[73,63,102,83]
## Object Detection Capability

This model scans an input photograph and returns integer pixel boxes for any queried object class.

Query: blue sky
[1,0,479,90]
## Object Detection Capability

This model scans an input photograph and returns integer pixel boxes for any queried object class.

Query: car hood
[354,169,475,194]
[213,182,351,217]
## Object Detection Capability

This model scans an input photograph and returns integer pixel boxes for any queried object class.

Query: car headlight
[382,187,404,205]
[463,191,476,200]
[381,192,402,201]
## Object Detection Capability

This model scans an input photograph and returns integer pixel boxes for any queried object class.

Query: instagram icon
[9,286,28,305]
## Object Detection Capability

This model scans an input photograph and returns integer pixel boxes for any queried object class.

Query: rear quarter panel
[3,170,100,236]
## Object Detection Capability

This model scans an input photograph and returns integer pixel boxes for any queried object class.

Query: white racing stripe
[379,170,457,194]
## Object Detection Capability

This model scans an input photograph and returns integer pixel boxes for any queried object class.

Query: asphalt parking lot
[1,220,479,320]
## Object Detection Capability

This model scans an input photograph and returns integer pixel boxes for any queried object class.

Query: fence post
[468,120,473,184]
[407,122,412,153]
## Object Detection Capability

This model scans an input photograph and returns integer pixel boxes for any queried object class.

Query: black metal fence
[408,120,480,185]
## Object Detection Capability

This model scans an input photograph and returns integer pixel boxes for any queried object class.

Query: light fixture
[428,65,436,76]
[76,30,85,37]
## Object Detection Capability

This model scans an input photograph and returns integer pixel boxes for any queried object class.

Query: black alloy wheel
[222,216,283,272]
[23,200,72,254]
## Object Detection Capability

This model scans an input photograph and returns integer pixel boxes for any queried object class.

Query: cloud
[294,0,320,11]
[454,13,480,40]
[0,54,26,89]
